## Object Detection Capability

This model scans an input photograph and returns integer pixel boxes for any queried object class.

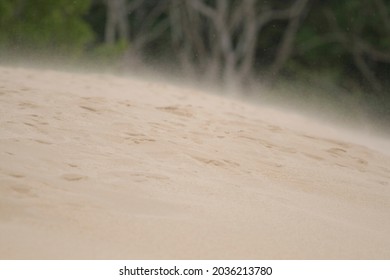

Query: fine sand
[0,66,389,259]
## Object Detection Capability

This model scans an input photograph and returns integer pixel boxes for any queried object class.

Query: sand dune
[0,66,389,259]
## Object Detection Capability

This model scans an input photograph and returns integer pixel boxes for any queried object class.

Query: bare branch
[357,40,390,63]
[267,0,310,83]
[324,8,387,91]
[188,0,216,19]
[256,0,307,30]
[133,2,169,49]
[353,48,383,92]
[134,19,169,50]
[137,1,167,31]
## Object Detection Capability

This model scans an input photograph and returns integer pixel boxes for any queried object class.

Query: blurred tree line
[0,0,92,54]
[1,0,390,126]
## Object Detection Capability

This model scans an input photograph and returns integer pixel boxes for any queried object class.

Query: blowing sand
[0,66,389,259]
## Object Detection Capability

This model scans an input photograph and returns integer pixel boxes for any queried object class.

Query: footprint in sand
[7,172,25,179]
[167,121,186,128]
[238,135,275,149]
[79,97,110,114]
[131,172,170,183]
[191,156,240,168]
[323,138,350,148]
[156,106,194,118]
[61,173,88,181]
[79,105,99,113]
[355,158,368,166]
[301,134,350,149]
[123,133,156,144]
[267,125,282,133]
[118,100,133,107]
[129,138,156,144]
[24,122,36,128]
[302,153,324,161]
[378,180,389,186]
[11,185,31,195]
[19,87,33,92]
[18,101,39,109]
[33,139,53,145]
[326,147,347,157]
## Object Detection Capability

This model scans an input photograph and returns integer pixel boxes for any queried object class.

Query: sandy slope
[0,66,389,259]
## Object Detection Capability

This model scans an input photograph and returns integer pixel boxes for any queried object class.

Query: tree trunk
[104,0,128,44]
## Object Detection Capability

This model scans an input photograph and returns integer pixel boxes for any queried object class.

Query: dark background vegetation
[1,0,389,131]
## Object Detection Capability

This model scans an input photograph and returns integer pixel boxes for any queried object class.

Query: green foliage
[0,0,94,55]
[89,40,128,64]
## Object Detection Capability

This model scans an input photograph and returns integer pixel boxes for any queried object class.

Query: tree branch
[188,0,216,19]
[133,2,169,49]
[353,48,383,92]
[267,0,310,84]
[357,40,390,63]
[324,8,388,91]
